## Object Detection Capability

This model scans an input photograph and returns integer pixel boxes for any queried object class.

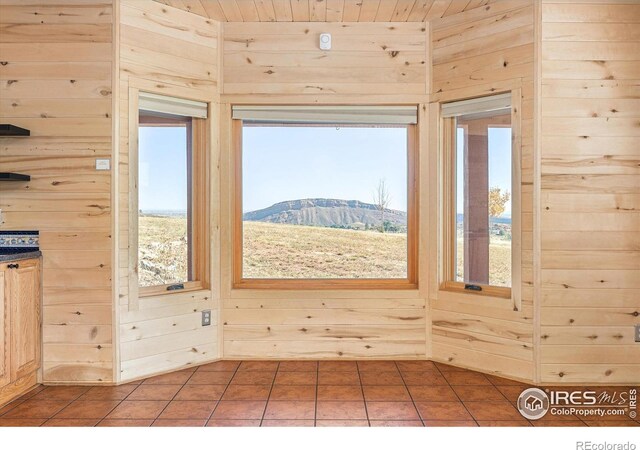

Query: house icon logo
[517,388,550,420]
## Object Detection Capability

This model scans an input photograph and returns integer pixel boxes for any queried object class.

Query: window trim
[231,113,420,290]
[128,86,210,308]
[439,90,522,309]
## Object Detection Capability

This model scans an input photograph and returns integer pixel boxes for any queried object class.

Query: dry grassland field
[243,221,408,279]
[139,216,511,283]
[138,215,190,287]
[457,236,512,287]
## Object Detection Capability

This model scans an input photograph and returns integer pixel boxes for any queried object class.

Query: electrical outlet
[635,324,640,343]
[202,310,211,327]
[95,158,110,171]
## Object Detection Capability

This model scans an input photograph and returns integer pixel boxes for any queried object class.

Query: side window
[441,93,520,299]
[133,92,209,297]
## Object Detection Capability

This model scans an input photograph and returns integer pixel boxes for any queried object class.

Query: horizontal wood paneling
[540,1,640,384]
[429,1,535,382]
[221,293,427,359]
[0,0,114,383]
[117,0,220,382]
[218,17,430,360]
[224,340,426,359]
[222,21,427,96]
[540,326,635,345]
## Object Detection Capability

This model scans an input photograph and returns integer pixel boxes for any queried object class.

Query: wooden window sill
[233,279,418,291]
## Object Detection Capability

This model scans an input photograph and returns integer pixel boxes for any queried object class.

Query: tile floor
[0,360,638,427]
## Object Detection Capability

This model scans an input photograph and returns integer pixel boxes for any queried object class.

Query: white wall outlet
[319,33,331,50]
[95,158,111,171]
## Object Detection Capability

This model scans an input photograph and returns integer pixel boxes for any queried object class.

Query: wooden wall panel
[116,0,220,383]
[218,21,431,361]
[222,22,428,96]
[154,0,512,22]
[428,1,536,383]
[539,1,640,385]
[221,292,427,360]
[0,0,114,384]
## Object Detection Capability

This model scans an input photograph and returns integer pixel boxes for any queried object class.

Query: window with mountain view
[138,112,192,289]
[135,91,209,296]
[236,109,417,287]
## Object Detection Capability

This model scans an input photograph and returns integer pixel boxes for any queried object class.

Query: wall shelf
[0,124,30,136]
[0,173,30,181]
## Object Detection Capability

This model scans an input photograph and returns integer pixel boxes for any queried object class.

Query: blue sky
[138,123,511,217]
[242,126,408,213]
[138,126,188,212]
[456,126,512,217]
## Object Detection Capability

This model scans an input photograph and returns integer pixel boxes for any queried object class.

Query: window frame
[129,87,210,304]
[439,90,522,308]
[231,113,420,290]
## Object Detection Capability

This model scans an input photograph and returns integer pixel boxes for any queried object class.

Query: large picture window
[233,106,419,289]
[441,93,520,299]
[132,91,209,297]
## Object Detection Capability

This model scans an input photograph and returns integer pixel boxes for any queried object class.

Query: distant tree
[489,187,510,218]
[372,178,391,233]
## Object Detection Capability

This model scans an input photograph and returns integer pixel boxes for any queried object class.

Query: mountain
[456,213,512,224]
[243,198,407,229]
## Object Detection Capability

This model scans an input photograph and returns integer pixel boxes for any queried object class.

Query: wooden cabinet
[0,269,10,389]
[0,258,41,405]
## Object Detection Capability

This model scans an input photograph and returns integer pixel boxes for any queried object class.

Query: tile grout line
[485,374,516,404]
[205,361,243,426]
[395,361,426,427]
[31,388,92,426]
[486,375,580,427]
[0,384,46,418]
[59,388,120,426]
[94,381,145,427]
[149,367,201,427]
[486,377,536,427]
[434,364,479,427]
[8,362,625,428]
[260,361,279,426]
[485,374,535,426]
[355,362,371,427]
[35,388,90,426]
[314,361,319,427]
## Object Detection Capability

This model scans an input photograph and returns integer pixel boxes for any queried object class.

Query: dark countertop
[0,251,42,263]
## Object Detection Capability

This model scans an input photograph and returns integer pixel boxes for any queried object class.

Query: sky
[138,126,188,212]
[137,123,511,217]
[456,126,512,217]
[242,126,408,213]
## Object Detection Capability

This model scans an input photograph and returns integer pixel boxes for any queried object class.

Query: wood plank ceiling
[153,0,497,22]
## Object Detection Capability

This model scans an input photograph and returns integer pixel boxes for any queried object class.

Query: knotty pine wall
[0,0,114,383]
[116,0,220,382]
[222,22,428,97]
[1,0,637,385]
[428,0,536,382]
[219,21,430,360]
[538,1,640,384]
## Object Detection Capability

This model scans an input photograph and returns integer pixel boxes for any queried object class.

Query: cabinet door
[0,266,10,388]
[9,260,41,381]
